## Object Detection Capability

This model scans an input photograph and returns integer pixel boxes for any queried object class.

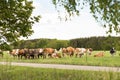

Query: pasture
[0,65,120,80]
[0,51,120,67]
[0,51,120,80]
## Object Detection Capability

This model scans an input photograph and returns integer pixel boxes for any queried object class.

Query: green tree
[52,0,120,34]
[0,0,40,49]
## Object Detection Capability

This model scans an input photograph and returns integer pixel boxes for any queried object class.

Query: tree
[52,0,120,34]
[0,0,40,50]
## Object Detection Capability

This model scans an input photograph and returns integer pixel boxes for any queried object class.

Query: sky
[27,0,118,40]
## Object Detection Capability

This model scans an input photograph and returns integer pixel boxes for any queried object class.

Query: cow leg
[48,54,52,58]
[18,54,20,59]
[79,53,83,58]
[24,55,27,59]
[75,53,78,57]
[28,55,30,59]
[71,52,74,57]
[30,55,34,59]
[21,55,23,59]
[62,53,64,57]
[70,53,72,57]
[37,54,39,59]
[43,53,46,59]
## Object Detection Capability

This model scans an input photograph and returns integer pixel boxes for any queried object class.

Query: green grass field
[0,51,120,67]
[0,51,120,80]
[0,65,119,80]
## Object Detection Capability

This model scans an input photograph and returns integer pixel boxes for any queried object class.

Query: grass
[0,51,120,67]
[0,65,120,80]
[0,51,120,80]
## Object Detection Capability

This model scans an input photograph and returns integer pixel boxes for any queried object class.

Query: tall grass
[0,65,119,80]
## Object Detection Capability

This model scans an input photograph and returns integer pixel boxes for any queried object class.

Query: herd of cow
[1,46,117,59]
[8,46,95,59]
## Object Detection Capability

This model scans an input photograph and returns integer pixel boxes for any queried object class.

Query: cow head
[87,48,93,55]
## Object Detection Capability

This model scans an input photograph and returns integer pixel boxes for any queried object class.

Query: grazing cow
[75,48,93,57]
[75,48,84,57]
[66,46,75,57]
[43,48,55,58]
[94,52,104,57]
[17,48,43,59]
[35,48,44,58]
[61,46,75,57]
[60,48,67,57]
[27,49,37,59]
[18,49,28,59]
[51,53,61,58]
[10,49,19,58]
[110,47,116,56]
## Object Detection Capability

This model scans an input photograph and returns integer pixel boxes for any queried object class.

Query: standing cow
[61,46,75,57]
[42,48,55,58]
[35,48,44,58]
[75,48,93,57]
[10,49,19,58]
[110,47,116,56]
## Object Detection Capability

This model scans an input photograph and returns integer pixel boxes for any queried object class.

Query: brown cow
[18,49,25,59]
[60,48,67,57]
[94,52,104,57]
[43,48,55,58]
[61,46,75,57]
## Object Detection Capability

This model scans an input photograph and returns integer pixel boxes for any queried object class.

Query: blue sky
[27,0,118,40]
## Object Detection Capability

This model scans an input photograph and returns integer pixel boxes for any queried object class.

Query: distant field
[0,51,120,67]
[0,65,119,80]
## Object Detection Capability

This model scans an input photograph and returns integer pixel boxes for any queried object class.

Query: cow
[75,48,93,57]
[18,49,26,59]
[60,48,67,57]
[35,48,44,58]
[16,48,43,59]
[51,52,61,58]
[42,48,55,58]
[27,49,38,59]
[94,52,104,57]
[61,46,75,57]
[110,47,116,56]
[10,49,19,58]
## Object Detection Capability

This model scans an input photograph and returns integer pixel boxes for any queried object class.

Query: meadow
[0,51,120,67]
[0,51,120,80]
[0,65,120,80]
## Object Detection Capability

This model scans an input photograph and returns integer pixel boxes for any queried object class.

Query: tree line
[11,39,69,50]
[10,36,120,51]
[70,36,120,50]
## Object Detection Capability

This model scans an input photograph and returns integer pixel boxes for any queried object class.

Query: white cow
[75,48,93,57]
[10,49,19,58]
